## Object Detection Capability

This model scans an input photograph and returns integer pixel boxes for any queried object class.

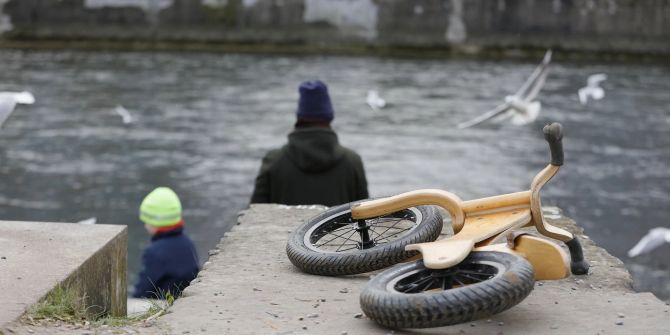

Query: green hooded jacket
[250,127,369,206]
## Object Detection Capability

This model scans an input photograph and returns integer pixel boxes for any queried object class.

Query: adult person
[133,187,199,299]
[250,80,369,206]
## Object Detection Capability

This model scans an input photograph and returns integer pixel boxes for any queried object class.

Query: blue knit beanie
[296,80,334,123]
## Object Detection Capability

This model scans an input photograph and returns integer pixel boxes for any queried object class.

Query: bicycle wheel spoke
[394,261,499,294]
[370,217,405,223]
[458,270,494,276]
[308,209,419,253]
[371,226,412,241]
[366,227,387,243]
[327,224,352,233]
[371,225,413,231]
[398,274,434,293]
[419,277,438,291]
[368,227,403,245]
[458,273,492,282]
[313,225,350,240]
[336,231,358,252]
[313,227,356,247]
[452,276,466,287]
[328,222,347,228]
[336,245,360,252]
[372,218,405,240]
[368,224,412,233]
[315,243,358,248]
[369,220,411,229]
[441,277,453,290]
[398,281,423,293]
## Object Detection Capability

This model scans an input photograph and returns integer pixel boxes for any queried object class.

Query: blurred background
[0,0,668,300]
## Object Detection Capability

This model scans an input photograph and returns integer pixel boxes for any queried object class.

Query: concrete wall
[61,225,128,318]
[1,0,669,55]
[0,221,127,329]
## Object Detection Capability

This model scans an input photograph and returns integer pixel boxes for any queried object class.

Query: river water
[0,50,668,299]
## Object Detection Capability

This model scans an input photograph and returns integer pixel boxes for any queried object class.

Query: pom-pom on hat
[296,80,334,123]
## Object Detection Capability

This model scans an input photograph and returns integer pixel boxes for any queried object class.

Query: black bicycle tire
[360,251,535,328]
[286,201,443,276]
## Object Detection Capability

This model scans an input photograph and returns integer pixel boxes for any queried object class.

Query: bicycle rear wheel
[286,201,442,276]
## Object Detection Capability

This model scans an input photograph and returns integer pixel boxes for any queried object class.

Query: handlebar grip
[543,123,564,166]
[566,237,589,275]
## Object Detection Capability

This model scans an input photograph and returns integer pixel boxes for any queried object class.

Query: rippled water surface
[0,50,668,298]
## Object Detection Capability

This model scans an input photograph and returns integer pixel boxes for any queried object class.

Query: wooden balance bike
[286,123,589,328]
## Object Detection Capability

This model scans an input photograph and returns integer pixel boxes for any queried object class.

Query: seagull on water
[77,217,97,225]
[458,50,552,129]
[578,73,607,105]
[114,105,133,124]
[0,91,35,128]
[628,227,670,258]
[366,90,386,111]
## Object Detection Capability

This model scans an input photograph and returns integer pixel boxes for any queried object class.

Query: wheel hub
[354,219,376,249]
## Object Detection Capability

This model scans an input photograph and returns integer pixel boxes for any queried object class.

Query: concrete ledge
[159,204,669,334]
[0,221,127,329]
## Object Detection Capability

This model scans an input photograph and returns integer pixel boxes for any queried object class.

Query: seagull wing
[577,87,588,105]
[115,105,133,124]
[0,97,18,128]
[521,63,550,102]
[457,102,511,129]
[377,96,386,108]
[13,91,35,105]
[587,73,607,86]
[459,50,550,129]
[516,50,552,102]
[366,90,387,111]
[628,227,670,257]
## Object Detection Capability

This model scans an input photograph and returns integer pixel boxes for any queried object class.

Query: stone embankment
[1,0,669,57]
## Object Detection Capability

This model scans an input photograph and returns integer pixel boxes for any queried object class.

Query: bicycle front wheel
[286,201,443,276]
[360,251,535,328]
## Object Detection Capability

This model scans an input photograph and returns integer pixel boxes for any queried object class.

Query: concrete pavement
[157,204,670,334]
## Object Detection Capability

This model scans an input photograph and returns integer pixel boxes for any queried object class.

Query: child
[133,187,199,299]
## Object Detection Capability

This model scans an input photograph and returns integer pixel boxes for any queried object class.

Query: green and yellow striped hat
[139,187,182,227]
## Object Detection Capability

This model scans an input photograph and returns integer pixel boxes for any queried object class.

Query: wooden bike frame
[351,124,577,280]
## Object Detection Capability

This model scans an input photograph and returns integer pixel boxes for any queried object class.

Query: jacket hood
[285,128,344,173]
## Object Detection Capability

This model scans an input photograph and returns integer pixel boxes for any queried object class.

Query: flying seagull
[458,50,552,129]
[0,91,35,128]
[578,73,607,105]
[366,90,386,111]
[114,105,133,124]
[628,227,670,258]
